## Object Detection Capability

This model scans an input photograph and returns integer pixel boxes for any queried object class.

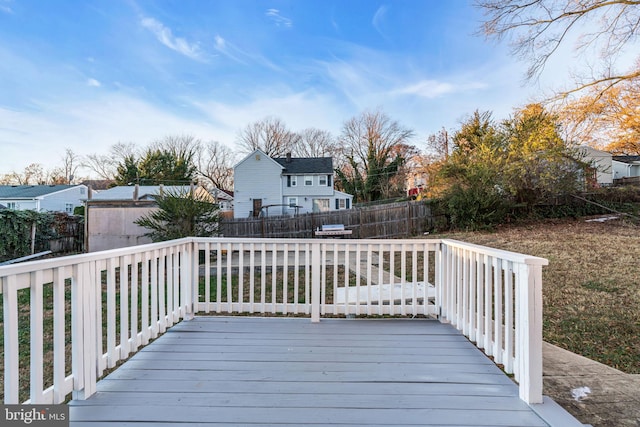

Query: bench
[314,224,353,237]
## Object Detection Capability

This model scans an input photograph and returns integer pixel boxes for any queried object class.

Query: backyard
[432,216,640,374]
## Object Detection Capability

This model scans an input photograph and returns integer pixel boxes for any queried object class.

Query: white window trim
[288,197,298,208]
[318,175,327,186]
[304,175,313,186]
[291,176,297,187]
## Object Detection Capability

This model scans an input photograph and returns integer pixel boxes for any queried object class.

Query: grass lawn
[431,217,640,374]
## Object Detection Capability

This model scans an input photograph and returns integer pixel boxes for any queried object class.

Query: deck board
[69,317,549,426]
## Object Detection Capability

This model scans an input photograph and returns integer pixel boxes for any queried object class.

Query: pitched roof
[613,156,640,164]
[0,185,79,199]
[273,156,333,174]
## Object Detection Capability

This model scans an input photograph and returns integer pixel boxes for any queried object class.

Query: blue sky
[0,0,558,177]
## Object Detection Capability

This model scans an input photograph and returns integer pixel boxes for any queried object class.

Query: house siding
[579,146,613,186]
[0,200,38,211]
[39,186,88,213]
[234,151,284,218]
[0,185,87,213]
[282,174,333,197]
[613,159,640,179]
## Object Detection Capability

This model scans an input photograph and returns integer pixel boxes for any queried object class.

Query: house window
[313,199,330,212]
[288,197,298,208]
[304,176,313,186]
[80,187,86,195]
[335,199,350,210]
[65,203,74,214]
[289,176,297,187]
[319,175,327,186]
[7,202,16,209]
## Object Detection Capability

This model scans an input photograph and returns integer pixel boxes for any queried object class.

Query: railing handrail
[0,237,194,278]
[1,236,546,406]
[441,238,549,266]
[192,236,443,245]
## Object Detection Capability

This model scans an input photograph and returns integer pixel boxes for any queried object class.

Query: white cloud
[0,94,222,177]
[213,34,247,65]
[191,89,349,149]
[393,79,487,99]
[140,17,203,60]
[372,5,388,38]
[213,34,281,70]
[214,35,225,50]
[0,0,12,14]
[265,9,293,28]
[87,78,101,87]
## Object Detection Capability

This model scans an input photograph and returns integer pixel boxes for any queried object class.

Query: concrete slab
[543,342,640,427]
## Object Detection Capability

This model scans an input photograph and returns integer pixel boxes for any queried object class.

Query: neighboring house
[86,184,215,252]
[211,188,234,217]
[612,156,640,180]
[577,146,613,187]
[0,185,88,214]
[406,170,428,198]
[233,150,354,218]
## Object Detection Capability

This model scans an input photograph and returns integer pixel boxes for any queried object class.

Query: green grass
[431,217,640,374]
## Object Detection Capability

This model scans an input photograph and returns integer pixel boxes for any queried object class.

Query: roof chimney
[286,152,292,163]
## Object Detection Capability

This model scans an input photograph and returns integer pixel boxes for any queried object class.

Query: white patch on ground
[571,386,592,401]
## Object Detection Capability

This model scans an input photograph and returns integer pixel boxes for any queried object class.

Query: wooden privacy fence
[220,200,442,238]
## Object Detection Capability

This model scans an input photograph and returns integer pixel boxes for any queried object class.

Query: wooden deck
[68,316,550,426]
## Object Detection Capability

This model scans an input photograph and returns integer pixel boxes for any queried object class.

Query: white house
[233,150,354,218]
[0,185,88,214]
[210,188,234,216]
[578,146,613,186]
[612,156,640,180]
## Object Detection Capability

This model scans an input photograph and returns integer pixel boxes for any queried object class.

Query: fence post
[518,263,544,404]
[311,243,321,323]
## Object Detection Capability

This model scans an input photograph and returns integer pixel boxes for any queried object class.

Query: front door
[252,199,262,217]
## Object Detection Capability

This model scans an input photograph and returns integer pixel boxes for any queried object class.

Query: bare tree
[477,0,640,98]
[47,167,68,185]
[293,128,338,158]
[336,110,415,202]
[426,127,451,160]
[196,140,236,192]
[83,142,138,180]
[149,134,200,165]
[237,117,301,157]
[61,148,80,183]
[2,163,46,185]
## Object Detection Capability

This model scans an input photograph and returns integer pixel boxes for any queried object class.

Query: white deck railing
[0,237,547,405]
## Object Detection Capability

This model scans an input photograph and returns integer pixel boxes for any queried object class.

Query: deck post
[184,241,196,320]
[518,263,544,404]
[3,276,20,403]
[311,243,321,323]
